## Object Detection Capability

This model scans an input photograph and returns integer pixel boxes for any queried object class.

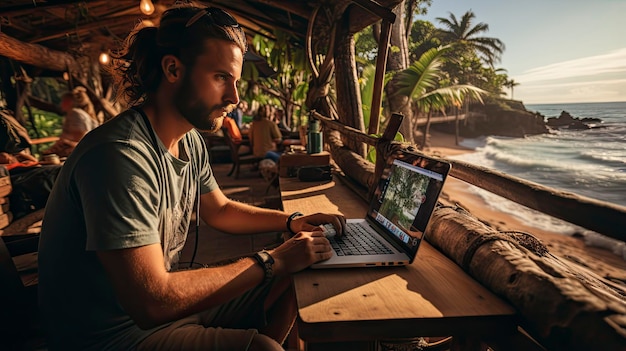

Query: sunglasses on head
[185,7,239,28]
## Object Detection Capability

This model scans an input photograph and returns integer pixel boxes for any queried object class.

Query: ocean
[450,101,626,236]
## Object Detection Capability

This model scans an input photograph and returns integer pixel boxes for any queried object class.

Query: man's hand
[289,213,346,237]
[270,230,333,275]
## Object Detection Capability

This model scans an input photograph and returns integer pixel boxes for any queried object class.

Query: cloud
[511,48,626,103]
[515,78,626,104]
[514,48,626,83]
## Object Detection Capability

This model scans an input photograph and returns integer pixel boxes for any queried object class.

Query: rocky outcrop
[433,100,549,138]
[546,111,603,130]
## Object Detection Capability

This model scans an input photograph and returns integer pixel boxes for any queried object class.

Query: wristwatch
[252,250,275,284]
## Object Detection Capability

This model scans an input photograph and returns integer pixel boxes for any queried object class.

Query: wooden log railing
[448,159,626,241]
[313,110,626,242]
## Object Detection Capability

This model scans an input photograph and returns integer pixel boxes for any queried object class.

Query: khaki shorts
[136,281,274,350]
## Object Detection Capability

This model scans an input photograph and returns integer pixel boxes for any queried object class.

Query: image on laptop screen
[367,154,449,257]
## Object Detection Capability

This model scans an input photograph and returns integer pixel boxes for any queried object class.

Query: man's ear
[162,55,183,82]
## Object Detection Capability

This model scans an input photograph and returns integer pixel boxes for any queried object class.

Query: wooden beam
[0,32,80,73]
[28,15,139,44]
[213,3,305,39]
[0,0,105,17]
[313,111,377,146]
[368,18,392,135]
[256,0,312,19]
[351,0,396,23]
[348,0,403,34]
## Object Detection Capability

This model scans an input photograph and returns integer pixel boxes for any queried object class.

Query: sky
[421,0,626,104]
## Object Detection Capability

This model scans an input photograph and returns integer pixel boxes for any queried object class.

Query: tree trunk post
[384,2,414,145]
[334,6,366,156]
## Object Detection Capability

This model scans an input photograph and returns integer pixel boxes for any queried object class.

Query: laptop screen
[367,151,450,257]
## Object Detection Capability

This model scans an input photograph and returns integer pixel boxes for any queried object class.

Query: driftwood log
[326,129,375,189]
[427,205,626,351]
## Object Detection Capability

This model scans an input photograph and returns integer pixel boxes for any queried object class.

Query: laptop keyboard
[329,223,394,256]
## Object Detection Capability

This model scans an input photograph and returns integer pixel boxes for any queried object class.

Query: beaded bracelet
[286,211,304,235]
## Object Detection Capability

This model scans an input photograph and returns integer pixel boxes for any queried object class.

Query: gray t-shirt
[38,109,218,350]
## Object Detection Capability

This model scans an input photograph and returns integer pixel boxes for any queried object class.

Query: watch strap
[286,211,303,235]
[252,251,275,284]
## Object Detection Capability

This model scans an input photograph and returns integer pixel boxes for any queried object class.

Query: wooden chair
[221,124,263,179]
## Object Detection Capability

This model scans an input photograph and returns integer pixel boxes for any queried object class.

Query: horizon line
[519,99,626,105]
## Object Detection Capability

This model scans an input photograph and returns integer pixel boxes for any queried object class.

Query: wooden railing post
[370,113,403,199]
[368,19,392,136]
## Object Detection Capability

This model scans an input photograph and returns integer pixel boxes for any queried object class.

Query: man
[38,5,344,351]
[42,86,100,157]
[249,104,283,162]
[227,100,248,128]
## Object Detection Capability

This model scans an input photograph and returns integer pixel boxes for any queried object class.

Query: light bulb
[99,52,110,65]
[62,72,69,81]
[139,0,155,15]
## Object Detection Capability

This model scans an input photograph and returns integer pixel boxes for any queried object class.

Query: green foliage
[391,44,487,135]
[354,26,378,65]
[22,106,62,139]
[434,11,505,67]
[359,64,392,129]
[408,20,441,62]
[247,31,310,127]
[393,45,451,100]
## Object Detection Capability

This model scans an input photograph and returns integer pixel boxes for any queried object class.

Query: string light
[139,0,155,15]
[99,52,110,65]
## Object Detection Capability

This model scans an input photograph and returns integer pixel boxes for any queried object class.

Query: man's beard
[173,74,228,132]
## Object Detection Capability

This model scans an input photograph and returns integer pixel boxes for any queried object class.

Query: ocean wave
[578,151,626,168]
[483,149,554,169]
[457,136,487,150]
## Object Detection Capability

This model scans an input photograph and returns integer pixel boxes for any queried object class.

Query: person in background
[41,86,100,158]
[38,4,344,351]
[249,104,282,162]
[227,99,248,128]
[273,108,289,132]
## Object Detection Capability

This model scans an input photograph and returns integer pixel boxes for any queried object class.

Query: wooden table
[280,176,519,351]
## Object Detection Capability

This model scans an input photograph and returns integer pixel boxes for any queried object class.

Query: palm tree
[504,78,520,100]
[393,46,486,149]
[436,10,505,67]
[450,87,484,145]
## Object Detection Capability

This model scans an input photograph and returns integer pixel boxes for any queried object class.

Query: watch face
[260,251,274,264]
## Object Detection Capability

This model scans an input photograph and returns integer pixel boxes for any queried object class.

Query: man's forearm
[205,199,289,235]
[100,244,267,330]
[143,257,265,328]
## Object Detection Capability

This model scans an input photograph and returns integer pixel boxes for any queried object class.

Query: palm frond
[393,45,451,99]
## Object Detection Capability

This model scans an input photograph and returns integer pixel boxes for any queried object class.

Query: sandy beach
[424,130,626,282]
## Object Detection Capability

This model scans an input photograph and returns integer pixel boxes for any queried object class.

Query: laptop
[311,150,451,268]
